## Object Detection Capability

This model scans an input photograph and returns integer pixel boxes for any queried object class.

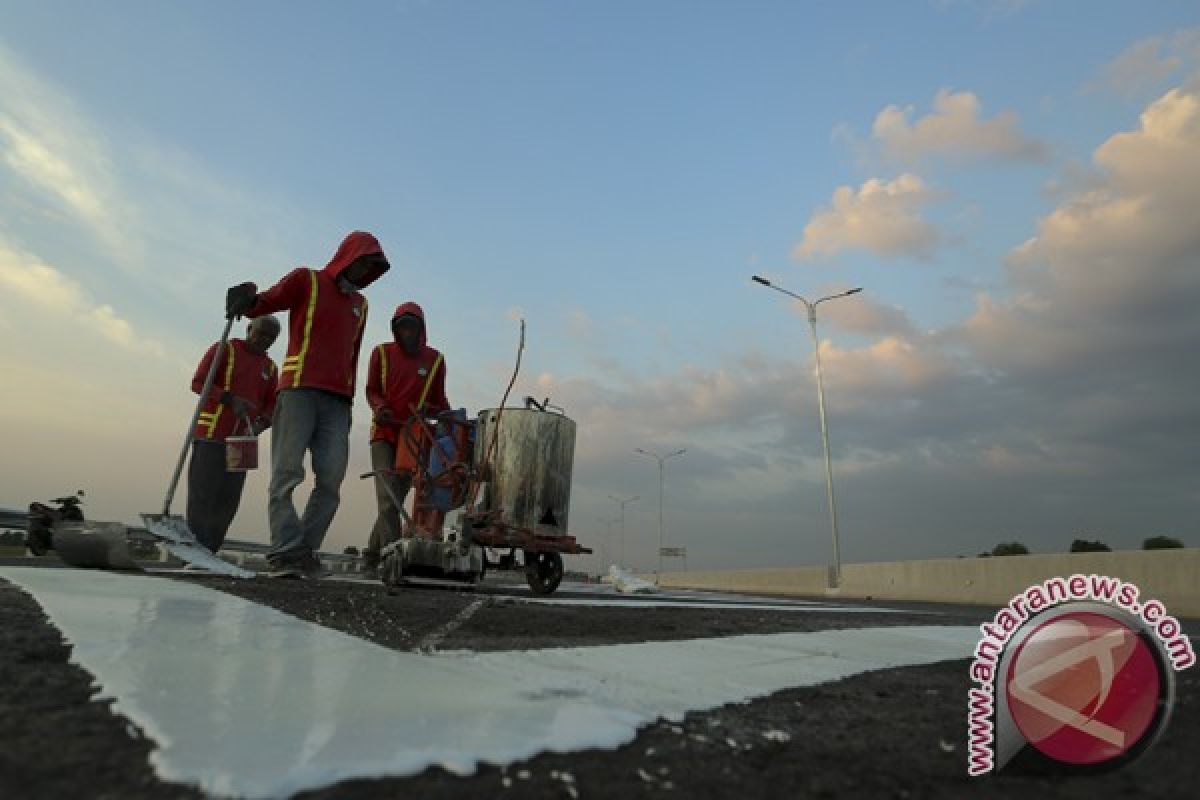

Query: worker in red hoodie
[362,302,449,574]
[225,231,390,578]
[186,315,281,553]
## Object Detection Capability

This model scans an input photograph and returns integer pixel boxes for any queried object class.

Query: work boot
[362,550,379,580]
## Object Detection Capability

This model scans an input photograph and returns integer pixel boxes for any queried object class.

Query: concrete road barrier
[659,549,1200,618]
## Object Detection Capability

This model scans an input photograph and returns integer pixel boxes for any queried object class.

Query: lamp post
[607,494,639,568]
[751,275,862,587]
[635,447,686,581]
[597,516,619,569]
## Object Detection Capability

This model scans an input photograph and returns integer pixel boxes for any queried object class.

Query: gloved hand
[220,392,253,418]
[225,282,258,319]
[374,407,396,426]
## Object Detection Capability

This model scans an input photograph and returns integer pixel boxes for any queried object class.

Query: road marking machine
[366,397,590,595]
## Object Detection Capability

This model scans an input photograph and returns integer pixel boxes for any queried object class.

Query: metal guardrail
[0,507,357,565]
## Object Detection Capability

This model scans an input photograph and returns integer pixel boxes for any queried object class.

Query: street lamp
[635,447,686,581]
[607,494,639,568]
[596,516,619,568]
[751,274,862,587]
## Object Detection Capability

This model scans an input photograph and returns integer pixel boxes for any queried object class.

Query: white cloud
[1002,87,1200,320]
[792,174,940,261]
[0,45,139,262]
[817,336,950,394]
[1094,28,1200,98]
[871,89,1047,164]
[0,239,164,357]
[0,41,306,306]
[818,294,918,338]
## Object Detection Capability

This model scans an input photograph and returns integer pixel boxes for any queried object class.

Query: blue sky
[2,1,1198,571]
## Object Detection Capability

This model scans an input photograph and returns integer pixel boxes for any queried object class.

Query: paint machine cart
[370,401,590,595]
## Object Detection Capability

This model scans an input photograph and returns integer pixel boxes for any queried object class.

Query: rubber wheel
[524,551,563,595]
[381,550,406,589]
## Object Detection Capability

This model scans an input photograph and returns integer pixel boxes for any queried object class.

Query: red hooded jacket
[191,339,279,442]
[246,231,388,398]
[365,302,449,445]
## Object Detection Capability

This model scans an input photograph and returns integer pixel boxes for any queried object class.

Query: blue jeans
[267,389,351,562]
[364,440,412,563]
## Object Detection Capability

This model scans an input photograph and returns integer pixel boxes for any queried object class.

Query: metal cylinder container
[474,408,575,536]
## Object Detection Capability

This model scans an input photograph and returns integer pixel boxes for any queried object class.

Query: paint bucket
[225,436,258,471]
[226,417,259,471]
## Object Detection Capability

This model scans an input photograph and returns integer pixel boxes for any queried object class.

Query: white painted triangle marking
[1,567,977,800]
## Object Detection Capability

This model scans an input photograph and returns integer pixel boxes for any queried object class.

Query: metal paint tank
[474,408,575,536]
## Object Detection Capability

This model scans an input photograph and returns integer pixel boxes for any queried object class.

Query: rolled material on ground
[52,522,140,571]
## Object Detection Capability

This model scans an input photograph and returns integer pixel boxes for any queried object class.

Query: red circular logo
[1005,611,1161,765]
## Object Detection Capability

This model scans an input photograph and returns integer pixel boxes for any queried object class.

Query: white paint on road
[514,596,915,613]
[415,597,487,652]
[1,567,978,800]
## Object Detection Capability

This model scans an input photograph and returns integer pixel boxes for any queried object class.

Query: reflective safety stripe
[223,342,236,389]
[349,298,369,388]
[203,342,237,439]
[370,343,388,440]
[416,353,443,412]
[289,270,320,387]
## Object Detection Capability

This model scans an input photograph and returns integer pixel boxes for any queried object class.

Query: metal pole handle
[162,317,235,515]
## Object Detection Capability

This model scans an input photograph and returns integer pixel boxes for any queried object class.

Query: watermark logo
[1006,610,1165,766]
[967,575,1193,776]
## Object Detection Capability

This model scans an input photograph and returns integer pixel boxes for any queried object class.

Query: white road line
[0,567,978,800]
[415,597,487,652]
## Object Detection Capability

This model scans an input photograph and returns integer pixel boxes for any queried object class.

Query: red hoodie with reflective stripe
[365,302,449,445]
[247,231,388,398]
[191,339,279,442]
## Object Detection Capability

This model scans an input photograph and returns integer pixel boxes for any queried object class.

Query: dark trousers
[186,439,247,552]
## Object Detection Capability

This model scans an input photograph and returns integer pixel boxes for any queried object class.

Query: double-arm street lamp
[635,447,686,580]
[596,516,619,568]
[751,275,862,587]
[607,494,639,568]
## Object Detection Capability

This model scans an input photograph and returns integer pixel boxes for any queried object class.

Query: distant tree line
[977,534,1185,557]
[1070,539,1110,553]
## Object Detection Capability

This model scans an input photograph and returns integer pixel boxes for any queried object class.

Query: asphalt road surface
[1,564,1196,799]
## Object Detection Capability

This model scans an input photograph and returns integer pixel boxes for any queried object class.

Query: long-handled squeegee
[140,317,254,577]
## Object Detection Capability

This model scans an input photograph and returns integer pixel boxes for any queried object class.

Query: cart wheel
[381,550,406,590]
[524,551,563,595]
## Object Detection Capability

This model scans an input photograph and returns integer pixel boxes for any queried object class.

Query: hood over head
[322,231,389,288]
[392,301,427,348]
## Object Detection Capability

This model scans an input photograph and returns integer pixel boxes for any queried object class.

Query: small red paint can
[225,435,259,471]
